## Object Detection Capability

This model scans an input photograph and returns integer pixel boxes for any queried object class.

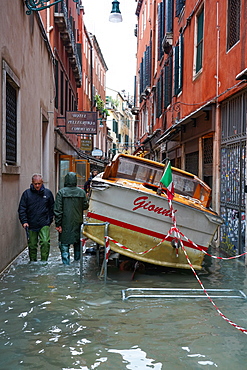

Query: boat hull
[83,182,221,270]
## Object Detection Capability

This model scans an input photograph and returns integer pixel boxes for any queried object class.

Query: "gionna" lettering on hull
[132,196,176,217]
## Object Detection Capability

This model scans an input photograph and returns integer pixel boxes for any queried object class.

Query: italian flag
[160,160,174,200]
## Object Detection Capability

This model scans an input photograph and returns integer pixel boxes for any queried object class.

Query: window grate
[227,0,240,50]
[185,152,199,176]
[6,81,17,164]
[203,137,213,165]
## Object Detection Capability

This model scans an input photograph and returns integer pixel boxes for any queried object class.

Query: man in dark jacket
[18,173,54,262]
[54,172,89,265]
[84,169,98,194]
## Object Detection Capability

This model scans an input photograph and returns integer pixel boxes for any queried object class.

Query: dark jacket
[54,172,88,244]
[84,176,93,193]
[18,184,54,232]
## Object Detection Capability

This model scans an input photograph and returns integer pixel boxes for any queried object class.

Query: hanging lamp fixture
[109,0,123,23]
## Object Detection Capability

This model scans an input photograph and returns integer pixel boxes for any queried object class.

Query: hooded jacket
[18,184,54,232]
[54,172,89,244]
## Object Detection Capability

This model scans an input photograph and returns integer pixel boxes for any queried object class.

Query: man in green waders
[18,173,54,262]
[54,172,88,265]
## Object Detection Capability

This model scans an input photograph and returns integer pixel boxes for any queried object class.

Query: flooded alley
[1,228,247,369]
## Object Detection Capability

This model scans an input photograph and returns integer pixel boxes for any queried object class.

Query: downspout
[90,42,94,151]
[213,1,221,242]
[90,44,94,111]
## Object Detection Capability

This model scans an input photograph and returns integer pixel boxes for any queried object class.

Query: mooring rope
[82,196,247,333]
[180,238,247,334]
[101,199,247,334]
[166,198,247,334]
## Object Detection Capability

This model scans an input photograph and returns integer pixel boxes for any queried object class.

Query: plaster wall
[0,1,55,272]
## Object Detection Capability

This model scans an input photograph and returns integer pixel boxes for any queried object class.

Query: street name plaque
[66,111,97,134]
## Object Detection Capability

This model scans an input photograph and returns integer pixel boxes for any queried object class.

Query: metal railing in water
[80,222,110,283]
[122,288,247,300]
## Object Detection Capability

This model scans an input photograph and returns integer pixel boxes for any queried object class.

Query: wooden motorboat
[83,154,223,270]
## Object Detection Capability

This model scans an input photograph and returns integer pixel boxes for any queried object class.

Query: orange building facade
[134,0,247,255]
[41,0,107,188]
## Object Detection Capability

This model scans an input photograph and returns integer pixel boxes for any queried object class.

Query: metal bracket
[122,288,247,300]
[25,0,79,15]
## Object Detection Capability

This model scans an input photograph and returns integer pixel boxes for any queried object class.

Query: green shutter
[196,9,204,73]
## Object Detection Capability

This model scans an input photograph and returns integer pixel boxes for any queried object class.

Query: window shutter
[139,58,144,95]
[156,77,163,118]
[196,9,204,73]
[146,45,151,87]
[174,44,179,95]
[164,56,173,108]
[174,35,183,95]
[175,0,185,17]
[166,0,174,33]
[158,2,164,60]
[179,34,184,91]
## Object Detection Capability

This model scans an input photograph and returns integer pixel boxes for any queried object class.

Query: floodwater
[1,229,247,369]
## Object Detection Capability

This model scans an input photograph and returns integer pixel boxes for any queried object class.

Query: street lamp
[109,0,123,23]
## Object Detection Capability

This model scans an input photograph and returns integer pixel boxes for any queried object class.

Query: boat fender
[171,238,181,258]
[171,239,182,249]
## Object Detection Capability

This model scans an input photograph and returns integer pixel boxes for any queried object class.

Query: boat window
[117,158,137,179]
[117,157,163,183]
[172,172,197,197]
[135,167,154,182]
[152,170,164,185]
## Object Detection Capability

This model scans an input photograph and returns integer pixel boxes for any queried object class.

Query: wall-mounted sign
[92,149,103,157]
[66,111,97,134]
[80,138,93,151]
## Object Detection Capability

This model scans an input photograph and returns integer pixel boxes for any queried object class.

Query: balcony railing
[54,1,82,87]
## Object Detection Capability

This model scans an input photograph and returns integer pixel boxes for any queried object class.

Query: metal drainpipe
[213,1,221,246]
[90,44,94,111]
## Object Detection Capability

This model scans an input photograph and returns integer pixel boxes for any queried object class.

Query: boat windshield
[172,172,197,197]
[116,157,163,185]
[115,156,208,200]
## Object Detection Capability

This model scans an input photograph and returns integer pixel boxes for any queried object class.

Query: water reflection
[108,347,162,369]
[0,231,247,369]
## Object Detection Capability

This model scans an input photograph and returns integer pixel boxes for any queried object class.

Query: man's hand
[22,223,29,229]
[56,226,62,233]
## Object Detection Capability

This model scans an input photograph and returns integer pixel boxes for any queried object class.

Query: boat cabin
[102,154,211,208]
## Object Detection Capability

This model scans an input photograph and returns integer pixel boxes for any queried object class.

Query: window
[195,7,204,74]
[2,60,20,173]
[113,119,119,136]
[6,81,17,164]
[227,0,241,50]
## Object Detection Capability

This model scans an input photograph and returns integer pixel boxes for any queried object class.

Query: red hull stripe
[87,211,207,251]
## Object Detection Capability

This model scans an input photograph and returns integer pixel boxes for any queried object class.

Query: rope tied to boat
[102,199,247,335]
[167,196,247,335]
